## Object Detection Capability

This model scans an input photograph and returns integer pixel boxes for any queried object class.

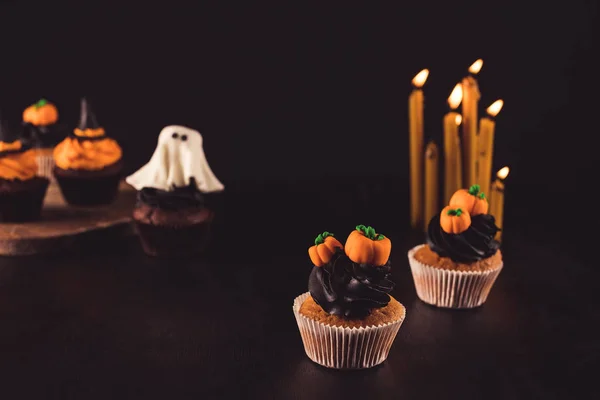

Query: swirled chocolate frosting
[309,248,394,318]
[137,178,205,211]
[427,213,500,263]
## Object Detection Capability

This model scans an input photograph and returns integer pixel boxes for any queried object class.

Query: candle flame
[447,84,463,109]
[455,115,462,125]
[468,59,483,74]
[497,166,510,180]
[412,69,429,88]
[487,99,504,117]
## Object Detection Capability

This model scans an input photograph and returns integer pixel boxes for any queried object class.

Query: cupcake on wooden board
[0,113,50,222]
[408,184,503,309]
[21,98,66,180]
[293,225,406,369]
[53,98,123,206]
[126,125,224,257]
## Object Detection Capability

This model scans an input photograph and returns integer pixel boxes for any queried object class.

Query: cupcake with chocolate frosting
[126,125,224,257]
[53,98,123,206]
[293,225,406,369]
[0,112,50,222]
[21,98,66,180]
[408,184,503,309]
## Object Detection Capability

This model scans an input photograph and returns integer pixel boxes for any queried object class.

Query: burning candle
[478,99,504,198]
[409,68,429,228]
[443,83,463,204]
[489,166,509,241]
[461,59,482,188]
[455,121,463,199]
[424,141,439,231]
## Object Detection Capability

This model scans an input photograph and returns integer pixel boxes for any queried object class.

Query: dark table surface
[0,180,597,399]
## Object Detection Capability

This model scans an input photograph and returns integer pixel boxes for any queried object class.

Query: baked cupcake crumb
[299,295,405,328]
[414,244,502,272]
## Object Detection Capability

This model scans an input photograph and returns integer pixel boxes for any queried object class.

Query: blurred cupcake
[294,225,406,369]
[53,98,123,206]
[0,113,49,222]
[126,125,224,257]
[408,184,503,309]
[21,98,66,180]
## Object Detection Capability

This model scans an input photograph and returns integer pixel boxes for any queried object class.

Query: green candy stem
[447,208,463,216]
[314,231,334,245]
[355,224,386,240]
[468,184,486,200]
[366,226,376,238]
[34,99,48,108]
[467,184,480,196]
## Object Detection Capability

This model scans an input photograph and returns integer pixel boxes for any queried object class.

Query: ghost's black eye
[172,132,179,139]
[181,134,188,141]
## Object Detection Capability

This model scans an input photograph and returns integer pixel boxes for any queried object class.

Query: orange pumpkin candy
[449,184,488,216]
[23,99,59,126]
[308,231,343,267]
[344,225,391,266]
[440,206,471,234]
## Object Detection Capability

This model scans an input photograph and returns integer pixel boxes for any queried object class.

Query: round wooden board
[0,181,137,256]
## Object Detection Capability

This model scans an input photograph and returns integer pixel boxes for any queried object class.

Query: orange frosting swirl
[53,132,122,171]
[0,141,23,153]
[0,142,38,181]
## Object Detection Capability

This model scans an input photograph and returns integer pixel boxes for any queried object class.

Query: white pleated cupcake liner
[293,292,405,369]
[36,154,56,182]
[408,244,503,309]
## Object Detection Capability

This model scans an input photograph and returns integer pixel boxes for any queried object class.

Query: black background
[0,3,597,250]
[0,2,599,398]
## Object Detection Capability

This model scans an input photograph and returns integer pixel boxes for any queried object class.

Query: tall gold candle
[489,166,509,241]
[443,83,463,204]
[461,59,482,187]
[409,69,429,228]
[477,99,504,198]
[424,141,439,231]
[455,130,463,194]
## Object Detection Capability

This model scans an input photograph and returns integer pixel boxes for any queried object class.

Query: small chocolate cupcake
[126,125,224,257]
[21,98,67,180]
[53,98,123,206]
[132,179,213,256]
[0,116,49,222]
[408,185,503,309]
[294,226,406,369]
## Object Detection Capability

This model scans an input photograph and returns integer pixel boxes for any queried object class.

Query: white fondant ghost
[126,125,224,192]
